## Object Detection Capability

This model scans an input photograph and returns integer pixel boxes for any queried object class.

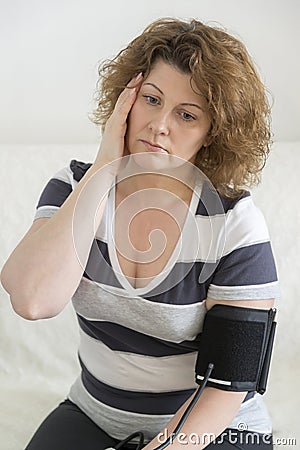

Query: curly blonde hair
[89,17,272,198]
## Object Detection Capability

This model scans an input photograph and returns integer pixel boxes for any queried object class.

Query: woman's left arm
[143,297,275,450]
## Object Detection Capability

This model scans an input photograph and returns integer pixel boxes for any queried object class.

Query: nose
[148,111,170,135]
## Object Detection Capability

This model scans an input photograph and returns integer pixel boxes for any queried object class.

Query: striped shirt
[34,159,281,442]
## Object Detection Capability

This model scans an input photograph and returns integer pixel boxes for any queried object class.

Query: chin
[131,152,193,177]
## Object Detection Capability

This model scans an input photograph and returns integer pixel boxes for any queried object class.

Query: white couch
[0,144,299,450]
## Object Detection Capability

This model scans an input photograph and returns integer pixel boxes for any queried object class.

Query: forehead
[143,59,203,103]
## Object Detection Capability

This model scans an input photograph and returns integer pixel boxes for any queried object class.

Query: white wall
[0,0,299,144]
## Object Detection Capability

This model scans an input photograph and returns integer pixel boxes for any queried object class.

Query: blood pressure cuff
[195,304,277,394]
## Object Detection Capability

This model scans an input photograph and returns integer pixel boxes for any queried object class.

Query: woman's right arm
[0,160,115,321]
[0,73,143,320]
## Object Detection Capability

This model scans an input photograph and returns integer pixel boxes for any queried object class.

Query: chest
[114,190,192,289]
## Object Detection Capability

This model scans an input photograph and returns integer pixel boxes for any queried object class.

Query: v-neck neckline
[107,177,202,296]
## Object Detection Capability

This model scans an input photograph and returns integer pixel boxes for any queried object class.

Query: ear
[203,134,213,148]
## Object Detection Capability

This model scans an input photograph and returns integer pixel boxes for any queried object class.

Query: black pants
[25,399,273,449]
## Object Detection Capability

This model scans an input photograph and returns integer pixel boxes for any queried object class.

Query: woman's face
[125,59,211,166]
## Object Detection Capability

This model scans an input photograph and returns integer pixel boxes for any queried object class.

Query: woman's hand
[94,72,143,173]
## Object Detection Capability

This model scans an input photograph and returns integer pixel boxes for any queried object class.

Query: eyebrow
[143,82,204,111]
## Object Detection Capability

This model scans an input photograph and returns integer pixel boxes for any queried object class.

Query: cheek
[181,132,208,156]
[193,122,211,147]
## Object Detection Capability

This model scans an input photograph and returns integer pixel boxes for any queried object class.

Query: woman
[1,17,280,449]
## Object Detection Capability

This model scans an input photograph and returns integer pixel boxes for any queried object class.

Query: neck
[116,155,197,201]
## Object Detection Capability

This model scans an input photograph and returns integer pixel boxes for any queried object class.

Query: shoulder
[195,179,251,217]
[69,159,93,182]
[224,192,270,240]
[196,182,268,240]
[34,159,93,216]
[49,159,93,187]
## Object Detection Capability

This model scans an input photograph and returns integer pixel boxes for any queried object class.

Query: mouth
[140,140,169,154]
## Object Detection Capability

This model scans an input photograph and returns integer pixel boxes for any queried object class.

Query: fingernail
[136,72,143,80]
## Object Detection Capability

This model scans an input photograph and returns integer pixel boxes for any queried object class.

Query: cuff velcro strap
[195,304,277,394]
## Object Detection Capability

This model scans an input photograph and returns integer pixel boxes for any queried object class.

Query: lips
[141,140,168,154]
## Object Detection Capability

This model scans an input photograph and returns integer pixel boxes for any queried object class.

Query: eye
[180,111,196,122]
[143,95,159,105]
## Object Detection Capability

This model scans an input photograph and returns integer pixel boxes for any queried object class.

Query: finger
[116,72,143,108]
[110,76,142,125]
[127,72,143,89]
